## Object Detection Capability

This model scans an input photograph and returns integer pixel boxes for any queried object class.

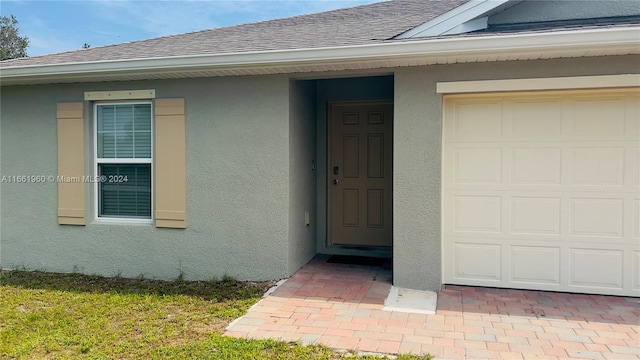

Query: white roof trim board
[84,89,156,101]
[395,0,512,38]
[436,74,640,93]
[1,27,638,86]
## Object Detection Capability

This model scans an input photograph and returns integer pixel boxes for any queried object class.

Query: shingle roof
[1,0,468,67]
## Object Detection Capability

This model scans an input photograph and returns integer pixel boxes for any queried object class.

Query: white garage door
[442,88,639,297]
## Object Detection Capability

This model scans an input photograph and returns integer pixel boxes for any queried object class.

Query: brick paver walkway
[225,255,640,359]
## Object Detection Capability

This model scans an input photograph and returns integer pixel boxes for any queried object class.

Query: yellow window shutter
[57,102,85,225]
[154,98,186,228]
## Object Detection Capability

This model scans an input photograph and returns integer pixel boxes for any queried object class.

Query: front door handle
[333,179,339,185]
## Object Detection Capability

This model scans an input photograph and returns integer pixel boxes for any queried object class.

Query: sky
[1,0,381,57]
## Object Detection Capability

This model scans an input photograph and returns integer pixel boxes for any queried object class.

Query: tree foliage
[1,15,29,60]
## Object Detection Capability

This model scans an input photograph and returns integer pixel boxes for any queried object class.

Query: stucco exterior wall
[288,80,317,273]
[2,55,638,289]
[0,75,292,281]
[393,54,640,291]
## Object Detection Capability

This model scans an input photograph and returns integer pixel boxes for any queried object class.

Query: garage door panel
[624,97,640,139]
[570,249,623,289]
[634,200,640,240]
[632,147,640,187]
[633,251,640,291]
[453,147,502,184]
[571,147,625,186]
[445,192,633,243]
[510,99,563,138]
[453,195,502,233]
[571,97,626,138]
[443,89,639,297]
[452,101,503,138]
[570,198,624,238]
[510,197,561,235]
[510,246,560,285]
[511,147,562,185]
[453,243,502,281]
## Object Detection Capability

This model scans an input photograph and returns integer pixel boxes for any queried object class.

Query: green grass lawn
[0,270,430,359]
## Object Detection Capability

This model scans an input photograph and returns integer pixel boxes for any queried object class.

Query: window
[94,102,152,221]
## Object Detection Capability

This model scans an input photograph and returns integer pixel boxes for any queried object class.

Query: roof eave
[1,27,638,86]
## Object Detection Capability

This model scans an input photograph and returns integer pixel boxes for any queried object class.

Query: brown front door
[328,101,393,247]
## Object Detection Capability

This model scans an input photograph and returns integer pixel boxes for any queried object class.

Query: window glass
[97,104,151,158]
[96,103,152,220]
[98,164,151,217]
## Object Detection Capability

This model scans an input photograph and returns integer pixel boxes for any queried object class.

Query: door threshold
[321,245,392,259]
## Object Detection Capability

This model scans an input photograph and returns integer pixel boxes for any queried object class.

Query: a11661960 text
[1,175,129,183]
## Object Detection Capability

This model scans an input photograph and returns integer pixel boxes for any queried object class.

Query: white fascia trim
[395,0,510,39]
[437,74,640,94]
[1,27,638,84]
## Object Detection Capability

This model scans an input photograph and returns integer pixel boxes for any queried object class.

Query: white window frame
[93,101,153,224]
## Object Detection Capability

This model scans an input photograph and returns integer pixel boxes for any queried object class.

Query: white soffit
[436,74,640,94]
[395,0,513,38]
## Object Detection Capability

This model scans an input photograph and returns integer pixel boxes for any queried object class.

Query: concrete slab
[383,286,437,314]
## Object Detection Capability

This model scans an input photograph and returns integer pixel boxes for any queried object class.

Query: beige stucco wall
[1,75,294,281]
[288,80,318,273]
[393,54,640,291]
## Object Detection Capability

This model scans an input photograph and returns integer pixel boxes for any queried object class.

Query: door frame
[326,99,394,248]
